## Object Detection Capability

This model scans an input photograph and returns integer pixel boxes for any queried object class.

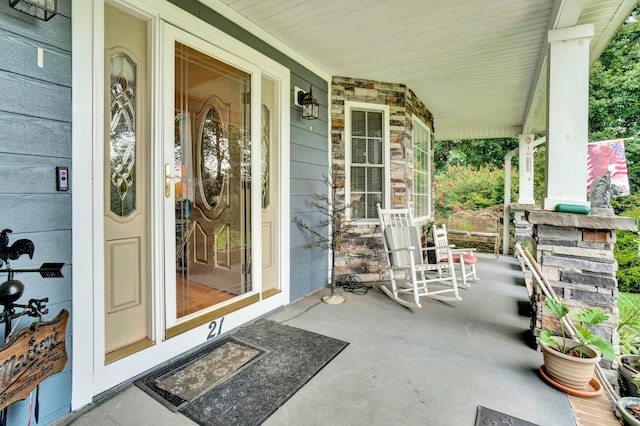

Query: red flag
[586,139,630,196]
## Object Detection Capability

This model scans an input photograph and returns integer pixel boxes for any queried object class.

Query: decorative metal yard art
[0,229,67,426]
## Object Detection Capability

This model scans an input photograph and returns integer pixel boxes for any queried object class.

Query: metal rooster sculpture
[0,229,34,268]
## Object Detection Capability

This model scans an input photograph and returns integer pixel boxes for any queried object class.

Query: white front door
[76,2,291,402]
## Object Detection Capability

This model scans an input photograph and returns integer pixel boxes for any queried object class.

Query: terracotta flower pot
[540,336,601,390]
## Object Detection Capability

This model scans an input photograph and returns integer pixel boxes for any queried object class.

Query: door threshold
[105,338,155,365]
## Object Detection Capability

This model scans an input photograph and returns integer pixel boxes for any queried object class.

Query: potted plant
[539,298,615,391]
[619,397,640,426]
[620,355,640,397]
[618,385,640,426]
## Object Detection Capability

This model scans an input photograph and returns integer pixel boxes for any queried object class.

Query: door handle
[165,164,172,198]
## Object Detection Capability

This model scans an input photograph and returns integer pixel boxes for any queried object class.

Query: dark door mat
[180,318,349,426]
[136,337,267,411]
[475,406,539,426]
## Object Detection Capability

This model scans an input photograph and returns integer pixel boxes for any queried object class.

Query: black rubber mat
[475,406,539,426]
[174,319,348,425]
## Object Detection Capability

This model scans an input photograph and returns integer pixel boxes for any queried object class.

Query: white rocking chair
[377,204,461,308]
[433,223,479,287]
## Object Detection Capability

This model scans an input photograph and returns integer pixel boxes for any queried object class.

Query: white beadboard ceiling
[212,0,636,141]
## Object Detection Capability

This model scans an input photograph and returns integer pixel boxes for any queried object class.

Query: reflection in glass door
[174,42,252,319]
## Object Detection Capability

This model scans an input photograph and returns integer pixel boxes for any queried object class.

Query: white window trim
[412,116,432,223]
[344,101,390,222]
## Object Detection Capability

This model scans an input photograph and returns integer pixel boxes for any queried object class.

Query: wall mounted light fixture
[295,85,319,120]
[9,0,57,21]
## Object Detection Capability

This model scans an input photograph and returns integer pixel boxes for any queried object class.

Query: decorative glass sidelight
[261,105,270,209]
[109,53,137,217]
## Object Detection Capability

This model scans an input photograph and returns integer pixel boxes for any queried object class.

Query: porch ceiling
[208,0,635,141]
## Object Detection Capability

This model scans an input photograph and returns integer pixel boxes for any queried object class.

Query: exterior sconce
[296,85,319,120]
[9,0,57,21]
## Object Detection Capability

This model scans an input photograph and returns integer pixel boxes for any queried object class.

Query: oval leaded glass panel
[200,107,226,208]
[109,53,137,217]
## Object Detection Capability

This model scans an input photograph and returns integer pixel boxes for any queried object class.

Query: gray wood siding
[0,1,72,424]
[170,0,331,302]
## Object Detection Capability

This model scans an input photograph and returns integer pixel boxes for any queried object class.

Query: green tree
[589,5,640,292]
[434,138,518,169]
[589,4,640,191]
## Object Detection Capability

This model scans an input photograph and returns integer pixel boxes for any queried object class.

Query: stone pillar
[518,134,536,205]
[528,210,637,385]
[510,204,537,246]
[544,24,594,210]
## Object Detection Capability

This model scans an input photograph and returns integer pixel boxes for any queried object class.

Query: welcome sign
[0,309,68,410]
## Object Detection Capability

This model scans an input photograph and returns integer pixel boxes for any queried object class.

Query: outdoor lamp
[9,0,57,21]
[297,85,319,120]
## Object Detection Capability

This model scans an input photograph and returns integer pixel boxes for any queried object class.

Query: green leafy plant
[619,293,640,354]
[539,298,615,362]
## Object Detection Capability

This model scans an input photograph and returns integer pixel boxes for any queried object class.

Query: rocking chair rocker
[377,204,461,308]
[432,223,479,287]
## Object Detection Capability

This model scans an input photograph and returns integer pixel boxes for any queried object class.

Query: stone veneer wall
[528,210,638,384]
[330,77,434,281]
[510,204,537,248]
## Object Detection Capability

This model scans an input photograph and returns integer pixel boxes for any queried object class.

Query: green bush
[619,292,640,355]
[434,164,512,218]
[612,193,640,292]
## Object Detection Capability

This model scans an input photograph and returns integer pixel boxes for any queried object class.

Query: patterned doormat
[475,406,539,426]
[136,337,266,411]
[136,319,349,425]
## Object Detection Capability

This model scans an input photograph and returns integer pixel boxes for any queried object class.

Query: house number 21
[207,317,225,340]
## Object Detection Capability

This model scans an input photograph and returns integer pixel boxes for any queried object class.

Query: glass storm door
[165,29,258,333]
[103,5,152,360]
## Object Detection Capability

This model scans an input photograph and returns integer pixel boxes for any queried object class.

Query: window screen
[350,109,384,219]
[413,119,431,220]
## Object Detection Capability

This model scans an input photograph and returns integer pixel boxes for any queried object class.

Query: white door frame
[71,0,290,409]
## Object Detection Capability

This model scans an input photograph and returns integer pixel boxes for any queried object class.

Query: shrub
[612,193,640,292]
[434,164,511,218]
[619,293,640,355]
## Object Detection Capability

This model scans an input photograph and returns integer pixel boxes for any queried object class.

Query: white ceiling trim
[198,0,332,82]
[211,0,634,141]
[521,0,583,135]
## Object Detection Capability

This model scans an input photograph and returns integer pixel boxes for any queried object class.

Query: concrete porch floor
[60,255,622,425]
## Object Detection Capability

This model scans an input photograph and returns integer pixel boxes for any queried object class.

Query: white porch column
[517,134,535,205]
[543,24,594,210]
